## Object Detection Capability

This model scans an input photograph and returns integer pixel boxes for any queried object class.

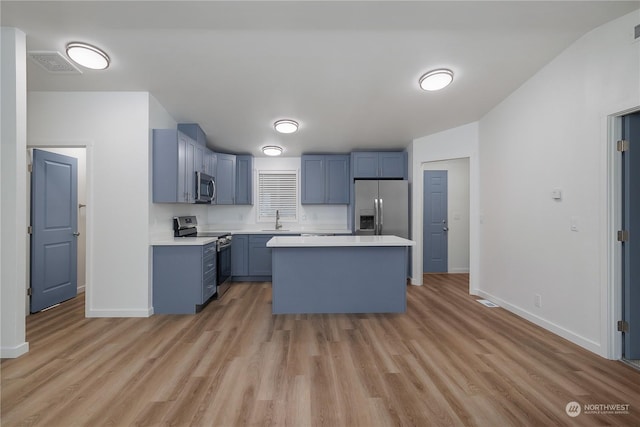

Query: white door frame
[606,106,640,360]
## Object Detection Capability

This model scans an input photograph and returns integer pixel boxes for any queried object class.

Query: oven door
[216,239,232,297]
[195,171,216,204]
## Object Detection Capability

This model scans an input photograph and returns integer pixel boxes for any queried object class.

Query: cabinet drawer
[202,275,217,302]
[203,243,217,257]
[203,257,216,276]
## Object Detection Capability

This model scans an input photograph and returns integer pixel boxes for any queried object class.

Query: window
[257,171,298,222]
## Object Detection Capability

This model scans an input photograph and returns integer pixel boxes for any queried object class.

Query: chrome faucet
[275,210,282,230]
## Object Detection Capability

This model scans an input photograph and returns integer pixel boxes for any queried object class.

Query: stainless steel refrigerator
[354,180,408,238]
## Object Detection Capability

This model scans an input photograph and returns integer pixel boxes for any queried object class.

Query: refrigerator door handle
[374,198,379,234]
[379,198,383,234]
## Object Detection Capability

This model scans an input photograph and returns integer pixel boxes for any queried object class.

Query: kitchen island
[267,235,415,314]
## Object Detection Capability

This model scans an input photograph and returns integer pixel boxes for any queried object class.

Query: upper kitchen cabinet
[205,150,217,177]
[352,151,407,179]
[235,155,253,205]
[177,123,207,147]
[301,154,349,204]
[215,153,236,205]
[153,129,194,203]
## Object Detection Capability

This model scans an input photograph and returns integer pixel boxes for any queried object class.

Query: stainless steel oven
[215,234,232,298]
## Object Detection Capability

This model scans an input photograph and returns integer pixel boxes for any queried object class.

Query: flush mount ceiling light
[66,42,110,70]
[419,68,454,91]
[274,119,299,134]
[262,145,283,156]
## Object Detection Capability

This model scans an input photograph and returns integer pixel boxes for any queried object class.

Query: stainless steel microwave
[195,171,216,204]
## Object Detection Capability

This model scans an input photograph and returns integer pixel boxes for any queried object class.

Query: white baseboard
[475,290,603,356]
[87,307,153,318]
[449,268,470,273]
[77,285,86,293]
[1,342,29,358]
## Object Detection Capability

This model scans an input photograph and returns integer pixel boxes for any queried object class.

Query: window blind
[258,171,298,221]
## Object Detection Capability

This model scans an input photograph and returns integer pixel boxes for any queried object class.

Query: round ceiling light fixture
[262,145,283,156]
[419,69,454,91]
[274,119,299,134]
[66,42,110,70]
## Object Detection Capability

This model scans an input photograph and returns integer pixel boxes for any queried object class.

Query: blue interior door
[622,112,640,359]
[423,170,448,273]
[30,149,78,313]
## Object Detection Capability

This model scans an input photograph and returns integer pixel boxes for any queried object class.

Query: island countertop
[266,235,415,248]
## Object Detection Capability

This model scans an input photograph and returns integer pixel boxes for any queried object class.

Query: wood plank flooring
[2,274,640,426]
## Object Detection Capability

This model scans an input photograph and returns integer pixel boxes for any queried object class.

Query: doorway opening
[27,147,87,314]
[422,159,470,284]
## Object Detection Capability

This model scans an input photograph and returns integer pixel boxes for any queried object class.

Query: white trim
[476,290,603,355]
[450,268,470,273]
[0,342,29,359]
[87,307,153,318]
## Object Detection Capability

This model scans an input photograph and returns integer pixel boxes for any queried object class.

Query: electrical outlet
[535,294,542,308]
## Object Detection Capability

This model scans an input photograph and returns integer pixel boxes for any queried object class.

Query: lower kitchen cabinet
[153,242,217,314]
[231,234,249,276]
[249,235,273,276]
[232,234,296,281]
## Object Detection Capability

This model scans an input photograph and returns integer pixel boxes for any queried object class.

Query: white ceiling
[3,1,639,156]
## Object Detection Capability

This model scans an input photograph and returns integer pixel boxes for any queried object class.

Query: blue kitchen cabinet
[325,155,350,203]
[206,150,217,177]
[153,129,194,203]
[153,242,217,314]
[193,143,206,173]
[177,123,207,147]
[231,234,249,276]
[301,155,325,204]
[235,155,253,205]
[352,151,407,179]
[301,154,349,204]
[215,153,236,205]
[248,235,273,276]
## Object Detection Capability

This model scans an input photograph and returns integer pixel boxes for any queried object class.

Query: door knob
[443,227,449,232]
[73,232,81,237]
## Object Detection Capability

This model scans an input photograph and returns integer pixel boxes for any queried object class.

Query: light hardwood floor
[2,274,639,426]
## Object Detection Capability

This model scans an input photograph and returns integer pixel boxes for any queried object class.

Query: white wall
[410,122,480,291]
[1,27,29,358]
[423,158,470,273]
[477,10,640,357]
[28,92,153,317]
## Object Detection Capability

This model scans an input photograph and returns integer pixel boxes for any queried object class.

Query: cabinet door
[352,152,379,178]
[301,155,325,204]
[215,153,236,205]
[379,152,406,178]
[231,234,249,276]
[248,235,273,276]
[184,138,196,203]
[235,155,253,205]
[205,150,217,177]
[194,144,206,173]
[325,155,350,204]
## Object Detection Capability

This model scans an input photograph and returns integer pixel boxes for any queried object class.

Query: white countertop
[202,228,352,235]
[266,235,416,248]
[152,236,218,246]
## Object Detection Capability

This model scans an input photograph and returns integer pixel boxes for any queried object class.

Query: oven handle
[217,241,232,251]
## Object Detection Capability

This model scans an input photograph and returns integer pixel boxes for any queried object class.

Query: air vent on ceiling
[28,51,81,74]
